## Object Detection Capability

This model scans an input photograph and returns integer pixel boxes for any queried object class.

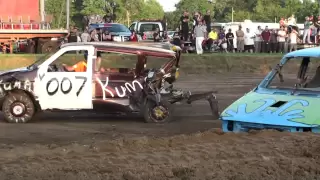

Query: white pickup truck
[129,19,166,40]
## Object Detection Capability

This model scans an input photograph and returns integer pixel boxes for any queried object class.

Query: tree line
[45,0,164,29]
[165,0,320,29]
[45,0,320,30]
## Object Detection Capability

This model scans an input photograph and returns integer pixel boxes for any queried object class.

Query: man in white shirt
[254,26,262,53]
[194,21,207,54]
[289,29,298,52]
[244,28,255,53]
[277,26,287,53]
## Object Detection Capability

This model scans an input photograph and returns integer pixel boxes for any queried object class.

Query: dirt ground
[0,73,320,180]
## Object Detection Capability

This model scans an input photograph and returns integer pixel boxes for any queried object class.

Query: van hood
[220,91,320,127]
[0,67,29,76]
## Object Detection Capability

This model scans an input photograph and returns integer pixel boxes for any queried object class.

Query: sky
[156,0,180,12]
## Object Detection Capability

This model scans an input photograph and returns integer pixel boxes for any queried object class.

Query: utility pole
[66,0,70,29]
[231,7,234,22]
[40,0,45,28]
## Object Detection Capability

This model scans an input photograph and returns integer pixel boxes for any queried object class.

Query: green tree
[81,0,106,16]
[138,0,164,19]
[45,0,76,28]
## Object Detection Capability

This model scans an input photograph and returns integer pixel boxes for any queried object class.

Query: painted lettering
[24,80,32,92]
[45,77,86,96]
[115,86,126,98]
[0,79,33,92]
[60,77,72,94]
[96,77,115,98]
[3,83,12,90]
[13,81,21,89]
[125,81,143,93]
[96,77,143,99]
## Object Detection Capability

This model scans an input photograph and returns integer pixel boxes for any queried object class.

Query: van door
[35,46,94,110]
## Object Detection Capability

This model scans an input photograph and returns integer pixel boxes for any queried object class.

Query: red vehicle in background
[0,0,68,54]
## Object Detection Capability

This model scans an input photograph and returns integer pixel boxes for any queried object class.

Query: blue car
[220,47,320,133]
[89,23,132,42]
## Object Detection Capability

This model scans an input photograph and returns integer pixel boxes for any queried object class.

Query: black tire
[2,92,35,123]
[143,99,174,123]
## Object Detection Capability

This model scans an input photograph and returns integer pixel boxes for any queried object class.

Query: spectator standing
[279,18,285,27]
[81,28,91,42]
[153,28,160,42]
[316,16,320,43]
[90,29,100,42]
[193,12,199,30]
[254,26,262,53]
[130,30,138,42]
[194,21,207,54]
[261,26,271,53]
[303,16,312,44]
[67,26,78,43]
[236,25,244,53]
[244,28,255,53]
[277,26,286,53]
[203,10,211,33]
[226,28,234,52]
[289,28,298,52]
[270,29,278,53]
[284,27,289,53]
[180,11,190,41]
[218,28,225,43]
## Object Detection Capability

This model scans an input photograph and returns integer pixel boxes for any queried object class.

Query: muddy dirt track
[0,73,320,180]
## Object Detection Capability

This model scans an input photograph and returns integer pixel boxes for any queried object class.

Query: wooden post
[9,41,13,54]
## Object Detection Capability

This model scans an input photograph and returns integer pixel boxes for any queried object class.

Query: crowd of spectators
[176,11,320,54]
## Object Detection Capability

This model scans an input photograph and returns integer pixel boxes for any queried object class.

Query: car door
[34,45,95,110]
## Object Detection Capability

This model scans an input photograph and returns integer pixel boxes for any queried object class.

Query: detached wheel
[2,92,35,123]
[143,100,173,123]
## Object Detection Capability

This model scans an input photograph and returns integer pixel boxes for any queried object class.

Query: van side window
[129,23,136,31]
[139,24,160,33]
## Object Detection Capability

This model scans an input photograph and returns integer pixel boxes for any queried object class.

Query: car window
[102,24,131,33]
[129,23,135,31]
[47,50,88,72]
[139,23,160,33]
[267,58,320,91]
[94,51,136,73]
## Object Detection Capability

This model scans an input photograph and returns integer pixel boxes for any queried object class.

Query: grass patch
[0,53,282,74]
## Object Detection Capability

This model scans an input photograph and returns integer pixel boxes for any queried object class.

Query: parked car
[89,23,132,42]
[0,42,218,123]
[167,31,175,39]
[220,47,320,133]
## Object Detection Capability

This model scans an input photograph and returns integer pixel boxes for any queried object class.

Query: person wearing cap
[236,25,244,53]
[225,28,234,52]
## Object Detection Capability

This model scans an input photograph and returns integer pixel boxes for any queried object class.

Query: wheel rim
[150,105,169,122]
[10,102,26,117]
